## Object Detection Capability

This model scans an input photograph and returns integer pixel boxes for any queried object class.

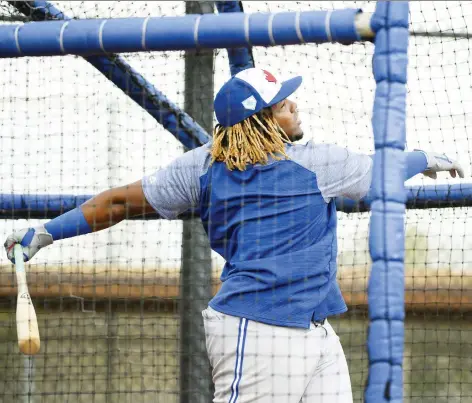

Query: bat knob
[18,338,40,355]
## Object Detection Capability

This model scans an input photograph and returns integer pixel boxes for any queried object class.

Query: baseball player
[4,68,464,402]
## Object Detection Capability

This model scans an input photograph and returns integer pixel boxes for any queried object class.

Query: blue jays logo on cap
[214,68,302,127]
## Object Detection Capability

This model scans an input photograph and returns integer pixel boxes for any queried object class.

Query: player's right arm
[80,180,156,231]
[4,144,208,264]
[4,180,155,263]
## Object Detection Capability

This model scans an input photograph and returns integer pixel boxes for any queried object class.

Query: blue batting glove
[4,225,53,263]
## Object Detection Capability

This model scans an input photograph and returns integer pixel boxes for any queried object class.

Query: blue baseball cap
[214,68,302,127]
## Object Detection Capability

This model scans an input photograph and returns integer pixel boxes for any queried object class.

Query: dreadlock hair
[210,107,292,171]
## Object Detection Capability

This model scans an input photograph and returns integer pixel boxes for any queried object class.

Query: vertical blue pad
[369,201,405,263]
[365,362,403,402]
[366,2,409,402]
[372,82,407,150]
[369,149,406,203]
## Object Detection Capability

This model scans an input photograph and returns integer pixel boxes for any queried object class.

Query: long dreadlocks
[210,108,291,171]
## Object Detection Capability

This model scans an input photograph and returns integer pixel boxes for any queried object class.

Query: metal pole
[180,2,214,403]
[22,356,35,403]
[105,101,119,402]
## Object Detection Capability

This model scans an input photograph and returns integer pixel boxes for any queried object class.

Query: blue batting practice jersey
[142,141,372,328]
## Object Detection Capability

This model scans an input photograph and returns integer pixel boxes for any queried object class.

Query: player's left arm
[315,145,465,202]
[412,150,464,180]
[313,144,373,202]
[371,150,464,182]
[361,150,465,200]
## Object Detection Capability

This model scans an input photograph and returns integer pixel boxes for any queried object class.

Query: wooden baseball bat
[14,244,40,355]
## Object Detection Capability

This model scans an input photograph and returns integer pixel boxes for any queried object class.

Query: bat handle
[14,244,28,294]
[14,244,25,269]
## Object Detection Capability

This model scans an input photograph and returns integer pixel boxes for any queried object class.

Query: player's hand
[4,225,53,263]
[417,150,465,180]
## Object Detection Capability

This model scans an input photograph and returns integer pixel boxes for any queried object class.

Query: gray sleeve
[141,144,210,219]
[290,142,373,203]
[312,143,372,202]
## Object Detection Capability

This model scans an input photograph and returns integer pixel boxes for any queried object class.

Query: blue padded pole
[0,183,470,219]
[365,2,409,402]
[337,183,472,212]
[0,9,368,58]
[8,1,210,149]
[216,1,255,75]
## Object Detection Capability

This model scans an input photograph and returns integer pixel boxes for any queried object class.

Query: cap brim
[267,76,303,107]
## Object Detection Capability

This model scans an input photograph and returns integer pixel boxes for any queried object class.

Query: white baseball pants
[202,306,353,403]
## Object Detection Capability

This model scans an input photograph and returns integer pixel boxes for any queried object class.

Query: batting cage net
[0,1,471,402]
